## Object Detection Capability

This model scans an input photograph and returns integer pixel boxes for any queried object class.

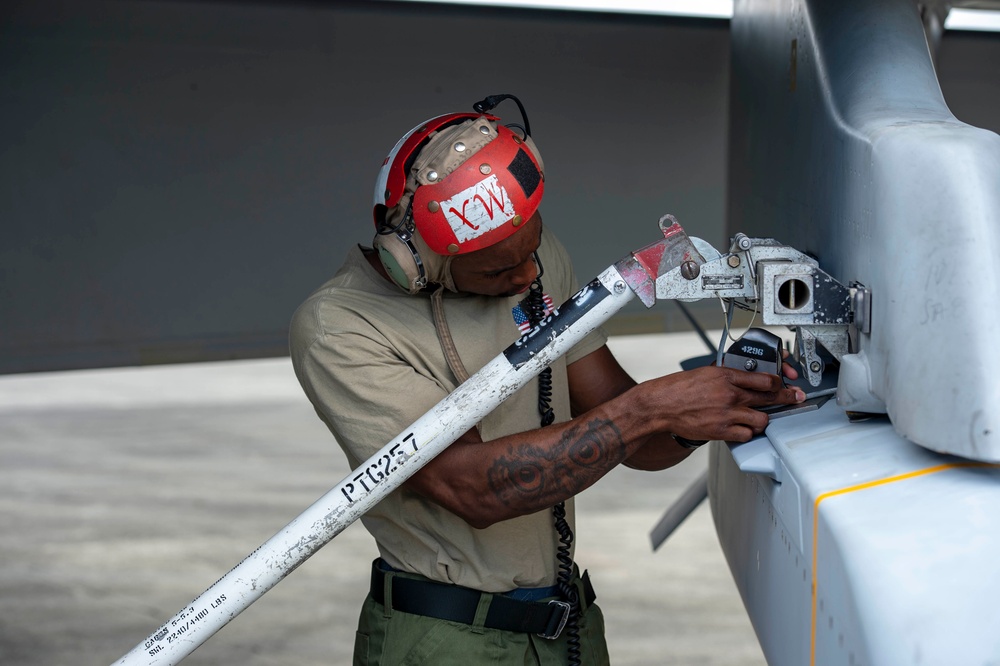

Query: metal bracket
[654,233,861,387]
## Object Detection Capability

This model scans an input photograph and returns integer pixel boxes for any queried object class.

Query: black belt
[369,560,597,640]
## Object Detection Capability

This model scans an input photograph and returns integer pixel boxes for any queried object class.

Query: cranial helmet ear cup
[373,230,425,294]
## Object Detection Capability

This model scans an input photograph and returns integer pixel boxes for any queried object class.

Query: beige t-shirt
[289,228,608,592]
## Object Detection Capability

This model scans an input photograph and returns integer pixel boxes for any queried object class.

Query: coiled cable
[526,273,555,427]
[523,260,581,665]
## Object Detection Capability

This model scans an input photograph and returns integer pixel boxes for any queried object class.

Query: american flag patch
[511,293,555,334]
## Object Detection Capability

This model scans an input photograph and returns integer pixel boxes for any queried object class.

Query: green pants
[353,570,612,665]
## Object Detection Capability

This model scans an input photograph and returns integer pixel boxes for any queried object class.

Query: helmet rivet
[479,125,490,135]
[383,189,390,200]
[427,170,438,181]
[447,243,460,254]
[454,142,466,152]
[427,201,440,213]
[479,164,491,175]
[512,135,523,144]
[511,215,523,227]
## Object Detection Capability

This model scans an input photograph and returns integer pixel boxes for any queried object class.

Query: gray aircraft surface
[652,0,1000,664]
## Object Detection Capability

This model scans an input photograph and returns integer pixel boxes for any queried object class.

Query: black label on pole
[503,278,612,369]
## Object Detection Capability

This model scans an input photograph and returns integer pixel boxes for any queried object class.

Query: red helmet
[372,112,545,256]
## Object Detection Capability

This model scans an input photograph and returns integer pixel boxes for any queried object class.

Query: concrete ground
[0,332,766,666]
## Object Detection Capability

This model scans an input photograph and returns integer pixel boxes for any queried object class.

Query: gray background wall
[2,0,997,374]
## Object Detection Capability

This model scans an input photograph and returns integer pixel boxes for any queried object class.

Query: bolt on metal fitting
[681,261,700,281]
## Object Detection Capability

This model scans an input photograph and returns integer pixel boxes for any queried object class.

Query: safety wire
[715,296,759,366]
[523,255,581,666]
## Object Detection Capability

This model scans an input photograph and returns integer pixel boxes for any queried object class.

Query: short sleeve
[290,299,451,468]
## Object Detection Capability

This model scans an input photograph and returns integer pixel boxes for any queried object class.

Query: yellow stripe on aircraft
[810,462,1000,666]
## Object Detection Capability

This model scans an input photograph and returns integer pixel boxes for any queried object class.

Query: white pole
[115,267,636,666]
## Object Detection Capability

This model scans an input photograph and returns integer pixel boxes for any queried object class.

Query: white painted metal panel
[712,401,1000,665]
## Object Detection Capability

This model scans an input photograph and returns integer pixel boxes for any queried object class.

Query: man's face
[450,211,544,297]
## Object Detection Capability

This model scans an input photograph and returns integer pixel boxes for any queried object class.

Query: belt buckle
[537,600,571,640]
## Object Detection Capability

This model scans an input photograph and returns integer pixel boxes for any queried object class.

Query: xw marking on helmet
[449,187,508,231]
[442,174,515,243]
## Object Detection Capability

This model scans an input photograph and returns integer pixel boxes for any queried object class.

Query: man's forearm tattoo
[487,417,625,507]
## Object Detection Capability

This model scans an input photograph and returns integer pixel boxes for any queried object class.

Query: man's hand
[637,365,806,444]
[781,347,800,382]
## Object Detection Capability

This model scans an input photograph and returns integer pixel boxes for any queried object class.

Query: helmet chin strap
[412,232,458,292]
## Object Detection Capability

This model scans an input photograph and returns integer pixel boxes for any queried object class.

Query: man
[289,96,804,665]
